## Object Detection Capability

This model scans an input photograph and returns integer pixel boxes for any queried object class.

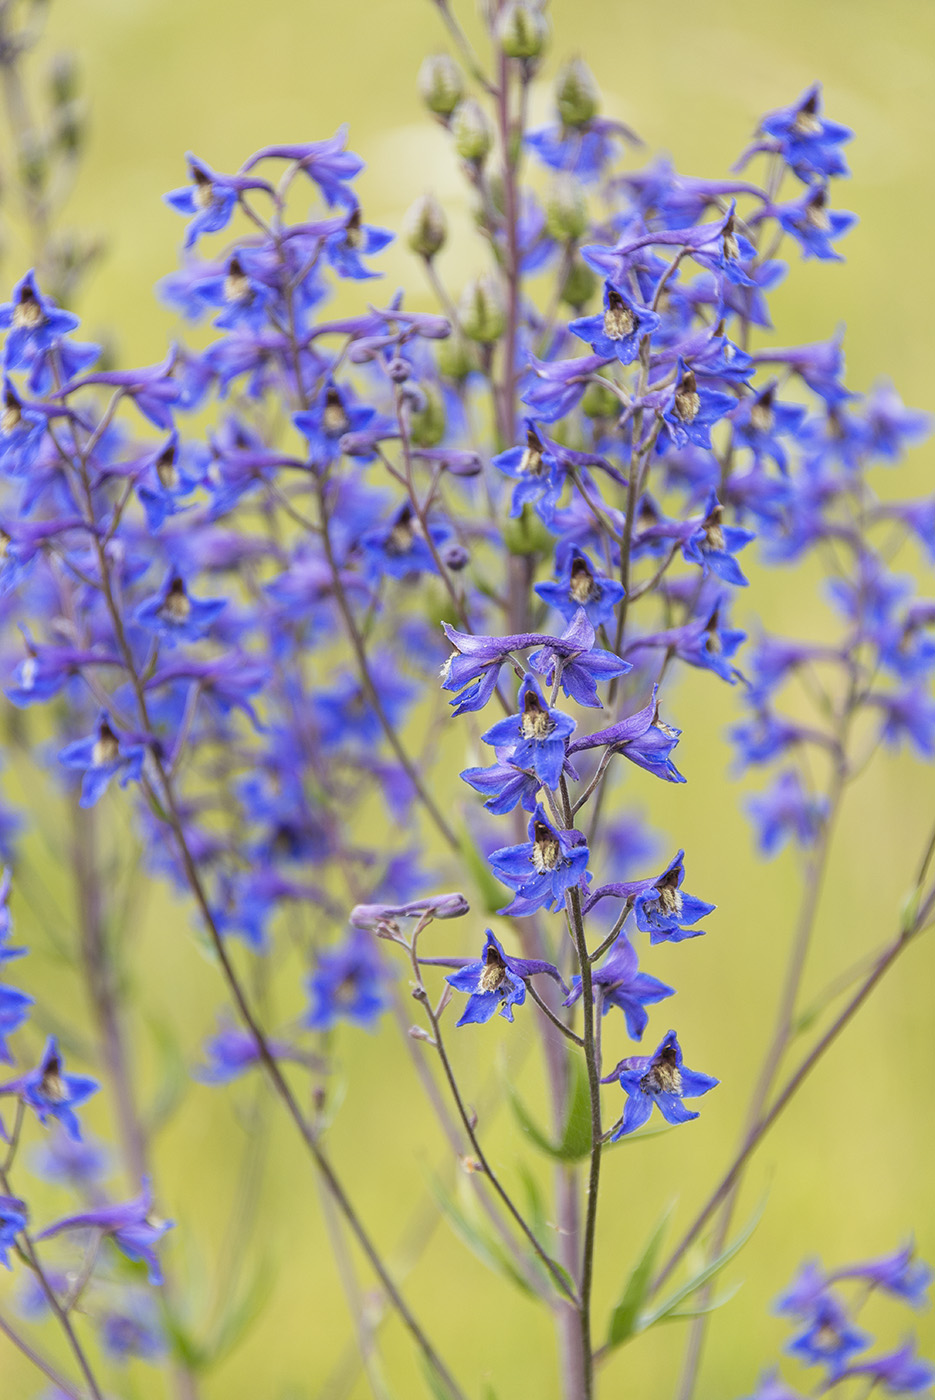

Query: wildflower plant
[0,1,931,1398]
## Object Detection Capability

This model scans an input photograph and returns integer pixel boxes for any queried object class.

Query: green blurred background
[3,0,935,1397]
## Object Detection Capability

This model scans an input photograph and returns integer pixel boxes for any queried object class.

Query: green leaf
[426,1173,541,1300]
[458,827,508,916]
[655,1279,742,1322]
[504,1053,592,1163]
[639,1197,766,1331]
[201,1260,275,1368]
[420,1355,461,1400]
[606,1202,675,1348]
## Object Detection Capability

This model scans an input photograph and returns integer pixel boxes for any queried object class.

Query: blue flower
[0,1195,26,1269]
[164,154,271,248]
[535,548,625,628]
[488,803,589,915]
[445,929,565,1026]
[603,1030,718,1138]
[564,935,674,1040]
[59,714,147,809]
[2,1036,99,1140]
[748,771,828,857]
[660,361,735,450]
[0,270,79,370]
[305,930,390,1032]
[831,1245,933,1309]
[732,383,808,471]
[585,850,715,943]
[135,574,226,642]
[293,378,377,469]
[568,688,685,784]
[777,187,857,261]
[493,421,565,525]
[785,1293,870,1378]
[0,984,33,1063]
[481,673,575,790]
[193,253,274,331]
[757,83,853,184]
[521,353,610,423]
[194,1018,306,1084]
[37,1180,173,1285]
[682,491,755,587]
[841,1342,935,1395]
[359,502,448,581]
[569,282,660,364]
[460,759,541,816]
[324,207,394,279]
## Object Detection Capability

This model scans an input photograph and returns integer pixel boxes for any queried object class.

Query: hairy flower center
[815,1323,842,1350]
[520,427,544,476]
[322,390,350,437]
[640,1043,681,1096]
[479,945,507,993]
[703,505,725,551]
[569,558,596,603]
[603,289,635,341]
[41,1059,68,1102]
[0,530,8,558]
[2,392,22,434]
[161,578,191,622]
[674,371,701,423]
[521,692,554,740]
[92,724,121,766]
[13,289,43,329]
[21,656,37,690]
[793,108,822,137]
[531,822,561,873]
[192,168,215,210]
[653,871,683,915]
[224,258,251,302]
[386,509,417,556]
[722,220,740,261]
[805,196,830,232]
[750,398,775,434]
[156,447,179,489]
[344,210,364,250]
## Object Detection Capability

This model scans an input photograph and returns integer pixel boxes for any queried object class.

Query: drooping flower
[602,1030,718,1138]
[564,935,674,1039]
[481,673,575,790]
[37,1180,174,1285]
[58,714,147,809]
[488,803,589,915]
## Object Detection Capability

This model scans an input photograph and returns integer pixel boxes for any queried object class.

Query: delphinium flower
[564,935,674,1039]
[305,930,391,1032]
[488,804,590,915]
[602,1030,718,1138]
[1,1037,99,1140]
[0,1195,27,1267]
[445,929,565,1026]
[37,1180,174,1284]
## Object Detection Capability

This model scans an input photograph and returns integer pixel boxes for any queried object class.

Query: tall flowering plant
[0,1,931,1398]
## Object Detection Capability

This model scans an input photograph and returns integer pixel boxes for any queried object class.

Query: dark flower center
[749,387,775,434]
[13,286,43,330]
[603,288,635,341]
[40,1055,68,1103]
[569,557,597,603]
[520,426,544,476]
[322,387,350,437]
[161,576,191,623]
[2,389,22,433]
[224,256,251,303]
[532,821,561,873]
[92,720,121,766]
[156,444,179,489]
[640,1041,682,1096]
[703,503,725,551]
[521,691,554,740]
[479,943,507,993]
[674,370,701,423]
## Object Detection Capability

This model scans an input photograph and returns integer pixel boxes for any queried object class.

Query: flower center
[13,287,43,330]
[722,215,740,262]
[569,557,596,603]
[640,1042,682,1096]
[322,387,350,437]
[479,944,507,993]
[805,192,830,231]
[703,504,725,551]
[602,288,635,341]
[2,390,22,434]
[156,445,179,489]
[161,577,191,622]
[653,868,683,915]
[40,1056,68,1103]
[531,821,561,873]
[191,166,215,210]
[749,389,775,434]
[519,426,545,476]
[674,370,701,423]
[224,257,251,303]
[521,691,554,740]
[344,209,364,251]
[386,507,417,556]
[92,721,121,766]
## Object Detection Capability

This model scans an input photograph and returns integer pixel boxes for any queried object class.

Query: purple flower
[460,759,541,816]
[775,187,857,261]
[1,1036,99,1140]
[37,1179,174,1285]
[584,850,714,943]
[602,1029,718,1138]
[135,574,226,642]
[564,935,674,1040]
[305,930,390,1032]
[493,420,565,525]
[732,383,808,471]
[785,1293,870,1378]
[535,548,625,628]
[193,1019,305,1085]
[481,673,575,790]
[445,929,565,1027]
[0,270,80,369]
[164,153,271,248]
[324,207,394,280]
[521,353,610,423]
[569,282,660,363]
[831,1245,933,1309]
[59,714,147,808]
[756,83,853,184]
[568,688,685,784]
[659,360,736,450]
[841,1341,935,1395]
[488,803,589,915]
[748,771,828,857]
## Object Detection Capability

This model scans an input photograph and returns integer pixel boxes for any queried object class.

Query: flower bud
[458,275,505,343]
[437,336,478,382]
[409,383,447,447]
[442,543,470,571]
[560,258,597,310]
[545,176,588,242]
[496,2,549,60]
[582,379,620,419]
[556,57,600,129]
[404,192,447,260]
[49,53,79,107]
[452,99,492,164]
[418,53,464,117]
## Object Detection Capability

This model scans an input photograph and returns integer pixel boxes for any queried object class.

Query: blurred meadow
[3,0,935,1397]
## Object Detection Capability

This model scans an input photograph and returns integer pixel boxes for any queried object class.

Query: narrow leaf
[557,1052,593,1160]
[640,1197,766,1330]
[656,1279,742,1322]
[606,1201,675,1348]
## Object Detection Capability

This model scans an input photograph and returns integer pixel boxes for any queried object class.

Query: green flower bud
[545,176,588,242]
[452,98,492,164]
[459,275,505,344]
[496,2,549,60]
[437,336,478,382]
[409,383,447,447]
[418,54,464,118]
[556,57,599,129]
[560,259,597,310]
[581,379,620,419]
[404,193,447,259]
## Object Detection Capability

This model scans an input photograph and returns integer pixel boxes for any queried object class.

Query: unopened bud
[442,543,470,570]
[497,2,548,60]
[459,275,505,343]
[418,53,464,117]
[408,1025,435,1043]
[452,98,492,164]
[556,57,599,129]
[560,259,597,310]
[437,336,477,382]
[410,383,447,447]
[404,192,447,259]
[581,378,620,419]
[49,53,79,107]
[545,176,588,243]
[387,356,411,383]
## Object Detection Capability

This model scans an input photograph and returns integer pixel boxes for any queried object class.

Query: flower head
[446,929,564,1026]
